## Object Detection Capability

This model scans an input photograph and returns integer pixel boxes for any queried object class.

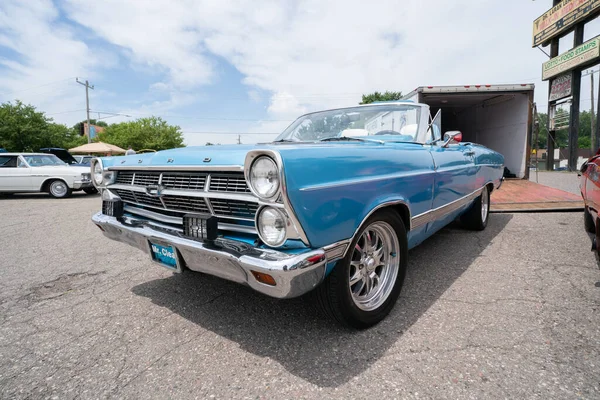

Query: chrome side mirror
[442,131,462,147]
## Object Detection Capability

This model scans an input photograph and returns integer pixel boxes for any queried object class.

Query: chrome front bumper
[91,213,330,299]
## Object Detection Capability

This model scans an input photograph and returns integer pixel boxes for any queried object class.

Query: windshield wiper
[319,137,384,144]
[272,139,295,143]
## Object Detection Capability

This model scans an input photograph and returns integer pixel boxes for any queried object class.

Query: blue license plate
[150,242,178,270]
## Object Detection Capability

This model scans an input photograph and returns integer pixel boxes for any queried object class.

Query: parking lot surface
[0,194,599,399]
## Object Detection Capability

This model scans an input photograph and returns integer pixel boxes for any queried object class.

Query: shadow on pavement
[132,214,512,387]
[0,192,96,200]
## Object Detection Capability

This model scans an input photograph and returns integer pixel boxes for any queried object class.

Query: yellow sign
[533,0,600,47]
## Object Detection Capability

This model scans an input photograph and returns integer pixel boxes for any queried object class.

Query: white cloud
[0,0,107,125]
[267,92,306,117]
[1,0,558,144]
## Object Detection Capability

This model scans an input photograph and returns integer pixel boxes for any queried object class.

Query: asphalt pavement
[0,193,599,399]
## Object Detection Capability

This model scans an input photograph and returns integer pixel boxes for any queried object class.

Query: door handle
[464,151,475,157]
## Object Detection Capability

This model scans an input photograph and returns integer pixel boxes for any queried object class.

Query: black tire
[83,187,98,195]
[48,180,72,198]
[461,185,490,231]
[584,207,595,233]
[314,209,408,329]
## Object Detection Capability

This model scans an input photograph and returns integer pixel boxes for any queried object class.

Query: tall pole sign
[535,0,600,171]
[533,0,600,47]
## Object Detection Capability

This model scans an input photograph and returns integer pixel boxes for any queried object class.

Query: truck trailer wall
[451,94,529,178]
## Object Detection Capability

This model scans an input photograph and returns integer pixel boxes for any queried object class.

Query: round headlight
[93,161,103,185]
[257,207,287,247]
[249,157,280,199]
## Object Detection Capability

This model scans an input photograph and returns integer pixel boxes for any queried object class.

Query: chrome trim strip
[299,170,436,192]
[324,240,350,261]
[108,165,244,172]
[108,184,258,203]
[411,187,484,230]
[115,195,255,222]
[123,205,258,235]
[245,150,310,246]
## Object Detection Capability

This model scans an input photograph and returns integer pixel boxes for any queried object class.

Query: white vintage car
[0,153,95,198]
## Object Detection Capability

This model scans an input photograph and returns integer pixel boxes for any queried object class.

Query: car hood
[101,141,415,169]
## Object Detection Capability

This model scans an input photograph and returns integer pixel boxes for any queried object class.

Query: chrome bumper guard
[92,212,329,299]
[74,179,93,189]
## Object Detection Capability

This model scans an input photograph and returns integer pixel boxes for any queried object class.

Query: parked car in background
[40,148,87,166]
[74,155,93,165]
[91,102,504,328]
[580,153,600,253]
[0,153,96,197]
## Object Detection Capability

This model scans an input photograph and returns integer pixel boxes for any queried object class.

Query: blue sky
[1,0,598,146]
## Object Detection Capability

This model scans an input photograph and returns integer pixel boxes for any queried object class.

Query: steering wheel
[373,130,399,136]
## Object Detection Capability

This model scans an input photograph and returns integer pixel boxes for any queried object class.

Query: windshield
[24,155,67,167]
[275,104,422,143]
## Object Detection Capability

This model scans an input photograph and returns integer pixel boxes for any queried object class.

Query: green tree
[96,116,185,151]
[0,101,52,151]
[535,110,595,150]
[360,91,403,104]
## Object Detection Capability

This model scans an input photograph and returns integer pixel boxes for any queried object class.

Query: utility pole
[592,71,596,156]
[76,78,94,144]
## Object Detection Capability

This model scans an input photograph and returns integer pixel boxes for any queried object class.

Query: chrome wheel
[349,221,400,311]
[49,181,68,197]
[481,186,489,222]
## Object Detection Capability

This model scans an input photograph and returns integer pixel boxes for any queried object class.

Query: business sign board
[549,73,573,102]
[533,0,600,47]
[542,36,600,80]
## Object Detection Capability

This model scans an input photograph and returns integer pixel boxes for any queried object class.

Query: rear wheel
[48,180,71,198]
[584,207,595,233]
[315,210,408,329]
[461,185,490,231]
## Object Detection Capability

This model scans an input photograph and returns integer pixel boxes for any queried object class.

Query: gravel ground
[528,170,581,195]
[0,194,599,399]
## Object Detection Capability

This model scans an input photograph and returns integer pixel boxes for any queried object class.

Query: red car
[581,153,600,251]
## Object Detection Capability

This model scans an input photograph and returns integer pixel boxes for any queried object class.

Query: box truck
[404,84,535,179]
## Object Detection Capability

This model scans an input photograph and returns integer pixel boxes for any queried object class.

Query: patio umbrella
[69,142,126,155]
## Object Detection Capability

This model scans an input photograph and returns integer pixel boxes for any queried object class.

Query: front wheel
[315,209,408,329]
[461,185,490,231]
[48,180,72,198]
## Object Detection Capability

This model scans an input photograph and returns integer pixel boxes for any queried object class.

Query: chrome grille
[115,171,134,185]
[110,170,258,232]
[133,172,160,186]
[209,173,251,193]
[163,196,209,213]
[162,172,206,191]
[114,189,137,203]
[210,199,258,219]
[135,192,164,208]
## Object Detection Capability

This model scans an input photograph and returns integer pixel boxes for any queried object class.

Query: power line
[91,110,292,122]
[46,109,86,116]
[0,77,76,96]
[182,131,279,135]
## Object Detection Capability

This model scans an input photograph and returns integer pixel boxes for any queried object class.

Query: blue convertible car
[91,102,504,328]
